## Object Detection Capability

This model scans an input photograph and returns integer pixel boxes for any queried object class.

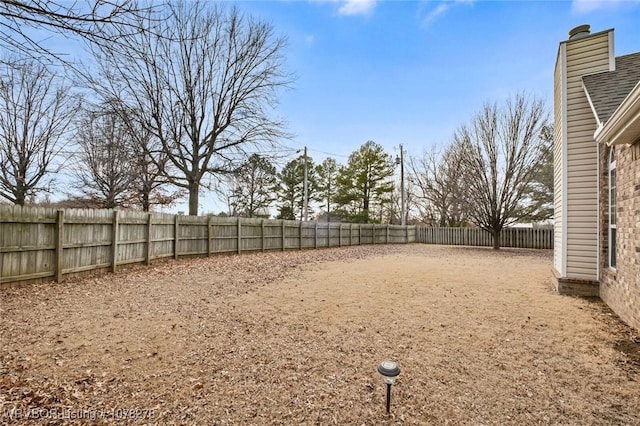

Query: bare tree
[0,60,77,205]
[409,144,468,227]
[455,94,549,249]
[0,0,153,62]
[73,109,135,208]
[129,126,178,211]
[86,1,292,215]
[384,178,421,225]
[118,110,182,211]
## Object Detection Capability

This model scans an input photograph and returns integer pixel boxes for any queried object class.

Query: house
[552,25,640,331]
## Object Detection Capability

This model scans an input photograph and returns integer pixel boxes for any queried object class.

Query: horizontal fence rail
[0,206,552,287]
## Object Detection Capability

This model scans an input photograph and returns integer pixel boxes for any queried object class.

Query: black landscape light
[377,360,400,414]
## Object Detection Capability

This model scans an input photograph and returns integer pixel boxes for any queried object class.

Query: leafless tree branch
[0,0,158,64]
[0,59,78,204]
[83,1,293,215]
[455,93,549,249]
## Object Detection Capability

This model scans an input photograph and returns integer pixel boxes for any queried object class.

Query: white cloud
[421,0,475,26]
[424,3,451,24]
[337,0,377,16]
[310,0,377,16]
[572,0,640,14]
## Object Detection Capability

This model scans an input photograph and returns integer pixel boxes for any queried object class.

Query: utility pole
[303,146,308,221]
[400,144,405,226]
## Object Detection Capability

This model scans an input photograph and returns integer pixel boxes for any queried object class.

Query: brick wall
[599,143,640,331]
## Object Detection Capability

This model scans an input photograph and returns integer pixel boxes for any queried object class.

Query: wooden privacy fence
[415,226,553,249]
[0,206,553,287]
[0,206,415,286]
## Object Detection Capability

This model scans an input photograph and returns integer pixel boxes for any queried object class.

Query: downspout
[596,141,600,282]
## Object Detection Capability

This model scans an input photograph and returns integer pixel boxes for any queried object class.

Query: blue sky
[23,0,640,214]
[174,0,640,214]
[232,0,640,164]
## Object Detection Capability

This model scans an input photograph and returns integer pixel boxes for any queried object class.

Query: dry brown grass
[1,244,639,425]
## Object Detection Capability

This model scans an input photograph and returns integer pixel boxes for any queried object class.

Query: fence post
[282,220,286,251]
[174,214,179,260]
[314,222,318,249]
[207,216,213,257]
[261,219,265,252]
[339,224,342,247]
[237,217,242,254]
[146,213,153,265]
[112,210,119,272]
[55,210,64,283]
[372,224,376,244]
[299,221,303,249]
[386,224,389,244]
[405,225,408,243]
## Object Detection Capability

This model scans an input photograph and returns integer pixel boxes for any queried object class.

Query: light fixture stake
[385,382,392,414]
[377,360,400,415]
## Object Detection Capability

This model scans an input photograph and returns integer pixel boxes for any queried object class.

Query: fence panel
[150,215,175,260]
[283,220,300,249]
[210,217,237,253]
[0,206,56,283]
[301,222,316,249]
[63,208,113,274]
[415,226,552,249]
[118,210,149,265]
[240,218,263,252]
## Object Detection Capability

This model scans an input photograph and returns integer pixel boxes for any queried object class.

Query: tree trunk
[362,191,371,223]
[492,228,501,250]
[105,193,117,209]
[141,191,150,212]
[188,181,199,216]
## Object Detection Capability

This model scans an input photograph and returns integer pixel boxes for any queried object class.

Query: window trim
[608,147,616,269]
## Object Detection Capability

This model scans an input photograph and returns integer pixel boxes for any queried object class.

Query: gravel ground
[1,244,639,425]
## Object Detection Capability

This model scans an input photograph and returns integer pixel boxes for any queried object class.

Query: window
[632,139,640,161]
[608,147,616,268]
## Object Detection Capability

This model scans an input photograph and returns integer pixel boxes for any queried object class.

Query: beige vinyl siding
[563,31,611,280]
[553,48,564,274]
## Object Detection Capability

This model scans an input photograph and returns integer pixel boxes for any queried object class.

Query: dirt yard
[1,244,639,425]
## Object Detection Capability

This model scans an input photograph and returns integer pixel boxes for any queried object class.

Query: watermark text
[2,406,156,421]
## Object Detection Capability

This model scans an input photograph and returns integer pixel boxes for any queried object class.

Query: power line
[277,142,349,159]
[306,148,349,158]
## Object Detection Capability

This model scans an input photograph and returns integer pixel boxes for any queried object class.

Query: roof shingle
[582,52,640,124]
